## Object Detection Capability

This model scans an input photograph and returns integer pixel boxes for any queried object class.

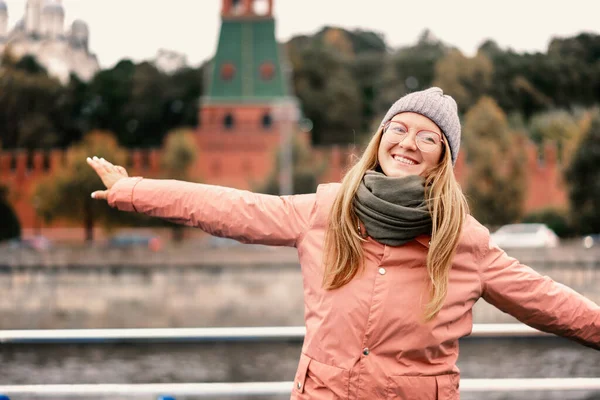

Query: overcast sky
[3,0,599,69]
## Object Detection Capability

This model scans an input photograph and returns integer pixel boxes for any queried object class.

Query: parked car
[107,233,163,252]
[3,235,53,251]
[582,234,600,249]
[490,223,560,249]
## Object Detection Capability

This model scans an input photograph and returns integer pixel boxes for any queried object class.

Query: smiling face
[377,112,445,178]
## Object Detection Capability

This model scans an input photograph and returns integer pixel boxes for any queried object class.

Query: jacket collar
[414,235,431,248]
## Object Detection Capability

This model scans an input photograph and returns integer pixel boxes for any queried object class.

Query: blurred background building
[0,0,99,82]
[0,0,579,242]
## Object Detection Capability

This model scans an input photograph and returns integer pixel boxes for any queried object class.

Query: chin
[382,164,422,178]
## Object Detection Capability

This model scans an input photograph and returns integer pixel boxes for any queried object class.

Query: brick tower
[196,0,299,192]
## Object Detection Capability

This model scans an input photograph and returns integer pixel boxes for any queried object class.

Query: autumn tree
[463,97,527,226]
[33,131,127,241]
[159,128,200,241]
[433,49,493,113]
[160,128,198,178]
[528,110,582,164]
[259,134,325,195]
[565,112,600,234]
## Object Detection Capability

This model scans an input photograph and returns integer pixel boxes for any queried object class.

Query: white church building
[0,0,99,83]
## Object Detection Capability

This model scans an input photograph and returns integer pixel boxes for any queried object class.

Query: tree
[374,30,450,118]
[259,134,325,195]
[463,97,527,226]
[565,112,600,234]
[161,128,199,180]
[159,128,200,242]
[288,44,362,145]
[33,131,127,241]
[83,60,203,148]
[0,52,65,149]
[432,50,493,113]
[0,185,21,242]
[528,110,582,164]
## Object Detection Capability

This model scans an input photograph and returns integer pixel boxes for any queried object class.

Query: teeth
[393,155,417,165]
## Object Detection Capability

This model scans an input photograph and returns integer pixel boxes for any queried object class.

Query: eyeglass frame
[381,120,445,153]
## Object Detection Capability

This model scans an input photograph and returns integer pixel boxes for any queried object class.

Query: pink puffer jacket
[108,178,600,400]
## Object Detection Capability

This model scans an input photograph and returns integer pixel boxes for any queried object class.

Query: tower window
[43,152,51,171]
[223,113,235,130]
[231,0,244,15]
[26,152,34,172]
[220,63,236,81]
[262,113,272,130]
[259,62,275,81]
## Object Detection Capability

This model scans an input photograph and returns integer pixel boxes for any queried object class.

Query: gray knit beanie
[380,87,461,165]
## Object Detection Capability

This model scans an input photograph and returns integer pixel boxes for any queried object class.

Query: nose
[398,132,418,151]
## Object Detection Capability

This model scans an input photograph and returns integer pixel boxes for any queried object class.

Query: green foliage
[433,50,493,113]
[0,185,21,242]
[528,110,581,162]
[288,43,362,145]
[33,131,128,241]
[521,209,574,238]
[463,97,527,225]
[84,61,203,148]
[0,53,65,149]
[0,53,204,151]
[258,135,325,195]
[376,30,449,114]
[565,112,600,234]
[160,128,199,180]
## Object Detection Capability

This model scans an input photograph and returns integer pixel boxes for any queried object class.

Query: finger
[91,190,109,201]
[87,157,105,176]
[97,157,114,173]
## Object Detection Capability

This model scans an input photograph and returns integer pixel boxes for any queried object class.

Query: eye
[418,132,439,144]
[388,123,407,134]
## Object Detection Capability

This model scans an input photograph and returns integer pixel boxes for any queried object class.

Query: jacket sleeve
[479,234,600,350]
[107,177,317,247]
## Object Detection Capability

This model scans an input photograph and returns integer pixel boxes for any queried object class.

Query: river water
[1,336,599,400]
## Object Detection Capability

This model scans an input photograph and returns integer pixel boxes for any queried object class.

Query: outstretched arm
[479,237,600,350]
[86,156,316,247]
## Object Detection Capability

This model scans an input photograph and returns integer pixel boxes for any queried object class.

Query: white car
[490,223,560,249]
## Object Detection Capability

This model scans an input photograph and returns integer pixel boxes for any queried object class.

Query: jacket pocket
[386,374,460,400]
[386,375,437,400]
[292,353,350,399]
[435,374,459,400]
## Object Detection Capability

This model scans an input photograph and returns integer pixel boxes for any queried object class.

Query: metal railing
[0,323,550,344]
[1,379,600,397]
[1,324,597,398]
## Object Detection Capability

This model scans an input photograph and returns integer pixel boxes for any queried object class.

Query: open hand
[86,156,129,201]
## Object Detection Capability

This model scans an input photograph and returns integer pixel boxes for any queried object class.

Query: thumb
[91,190,109,201]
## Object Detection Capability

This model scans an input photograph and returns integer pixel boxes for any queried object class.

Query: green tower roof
[205,18,290,104]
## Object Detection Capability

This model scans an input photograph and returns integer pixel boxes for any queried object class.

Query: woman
[87,87,599,399]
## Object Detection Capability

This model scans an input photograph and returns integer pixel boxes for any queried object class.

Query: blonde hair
[322,125,469,320]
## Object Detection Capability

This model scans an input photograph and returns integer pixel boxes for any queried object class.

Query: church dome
[43,0,65,15]
[71,19,89,36]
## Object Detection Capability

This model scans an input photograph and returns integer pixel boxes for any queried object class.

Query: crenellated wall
[0,137,569,239]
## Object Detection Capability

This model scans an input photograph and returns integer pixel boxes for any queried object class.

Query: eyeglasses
[382,121,444,153]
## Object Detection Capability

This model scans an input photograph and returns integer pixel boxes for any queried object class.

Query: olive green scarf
[353,170,432,246]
